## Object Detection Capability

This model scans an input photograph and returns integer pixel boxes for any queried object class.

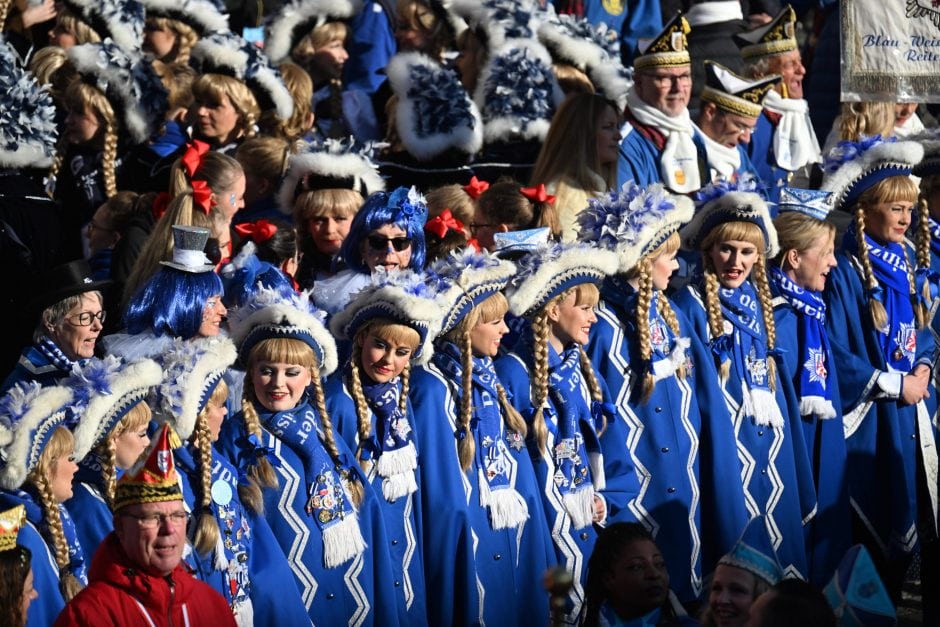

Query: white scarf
[763,90,822,171]
[696,122,741,181]
[894,112,925,138]
[626,87,701,193]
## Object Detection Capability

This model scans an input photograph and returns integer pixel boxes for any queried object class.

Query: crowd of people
[0,0,936,625]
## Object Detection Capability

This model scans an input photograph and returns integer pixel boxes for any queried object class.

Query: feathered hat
[330,271,444,365]
[700,61,780,119]
[61,0,146,52]
[113,423,183,511]
[633,12,690,71]
[139,0,230,35]
[66,356,163,461]
[820,136,923,212]
[0,382,75,491]
[504,242,619,318]
[0,505,25,553]
[578,181,695,274]
[823,545,896,626]
[426,249,516,335]
[386,51,483,161]
[264,0,362,64]
[451,0,543,51]
[777,187,834,221]
[220,241,296,308]
[189,30,294,121]
[160,225,216,273]
[718,515,784,587]
[154,336,237,440]
[474,38,564,144]
[227,285,338,376]
[277,138,385,215]
[68,40,169,145]
[912,128,940,178]
[682,176,779,256]
[0,37,58,169]
[734,4,798,60]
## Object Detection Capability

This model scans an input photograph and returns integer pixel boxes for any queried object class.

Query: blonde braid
[47,136,69,196]
[310,373,364,507]
[578,348,607,436]
[658,297,686,380]
[752,255,778,392]
[101,124,118,199]
[635,258,656,402]
[348,358,374,471]
[236,383,276,514]
[30,472,83,601]
[703,269,730,381]
[904,247,927,329]
[496,383,527,437]
[193,415,221,558]
[98,438,118,508]
[856,207,889,332]
[399,363,411,415]
[916,197,934,309]
[456,330,476,472]
[529,311,551,453]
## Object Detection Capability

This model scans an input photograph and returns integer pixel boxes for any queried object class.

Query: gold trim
[700,87,763,118]
[740,39,797,60]
[634,51,690,70]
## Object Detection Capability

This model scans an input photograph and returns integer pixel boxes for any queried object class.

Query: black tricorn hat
[29,260,112,313]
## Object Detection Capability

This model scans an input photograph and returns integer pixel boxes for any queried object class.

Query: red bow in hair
[462,176,490,200]
[425,209,466,239]
[181,140,210,179]
[234,219,279,244]
[192,180,214,215]
[519,184,556,205]
[152,192,172,220]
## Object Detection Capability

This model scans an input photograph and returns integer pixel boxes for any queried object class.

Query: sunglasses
[367,235,412,252]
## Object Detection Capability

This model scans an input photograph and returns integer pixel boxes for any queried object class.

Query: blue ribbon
[591,401,616,423]
[234,433,282,485]
[865,284,885,303]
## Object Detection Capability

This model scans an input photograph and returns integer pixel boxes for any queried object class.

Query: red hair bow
[462,176,490,200]
[152,192,171,220]
[519,184,555,205]
[234,219,279,244]
[425,209,466,239]
[191,180,214,215]
[181,140,210,179]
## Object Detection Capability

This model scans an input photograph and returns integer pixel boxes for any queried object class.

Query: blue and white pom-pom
[452,0,543,51]
[0,37,58,169]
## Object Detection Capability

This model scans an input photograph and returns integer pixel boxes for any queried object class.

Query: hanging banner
[841,0,940,102]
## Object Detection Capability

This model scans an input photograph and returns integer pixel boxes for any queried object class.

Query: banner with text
[841,0,940,102]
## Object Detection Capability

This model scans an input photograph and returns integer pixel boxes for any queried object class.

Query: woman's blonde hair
[425,184,476,227]
[192,379,228,557]
[771,213,835,268]
[235,136,292,187]
[55,10,101,45]
[838,101,895,142]
[96,401,152,506]
[192,74,261,142]
[29,46,75,108]
[153,60,196,120]
[146,16,198,63]
[51,82,119,198]
[294,188,363,222]
[553,64,595,96]
[396,0,453,60]
[261,62,313,141]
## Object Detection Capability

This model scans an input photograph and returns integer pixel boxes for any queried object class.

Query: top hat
[160,225,216,273]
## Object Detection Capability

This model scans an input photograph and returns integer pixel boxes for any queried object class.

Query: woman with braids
[672,178,816,583]
[768,188,852,587]
[410,250,553,626]
[819,136,938,601]
[494,242,620,623]
[327,272,443,624]
[216,286,403,626]
[0,383,84,625]
[580,182,747,604]
[0,505,39,627]
[155,336,308,626]
[63,356,162,558]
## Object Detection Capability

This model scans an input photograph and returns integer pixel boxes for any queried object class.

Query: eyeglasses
[644,72,692,87]
[120,511,190,529]
[367,235,412,252]
[66,310,106,327]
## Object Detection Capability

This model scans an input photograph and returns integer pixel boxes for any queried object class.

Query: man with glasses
[695,61,779,189]
[54,425,236,626]
[618,13,707,194]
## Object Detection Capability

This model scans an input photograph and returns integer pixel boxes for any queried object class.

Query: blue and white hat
[452,0,543,51]
[474,38,564,144]
[277,138,385,215]
[504,243,619,317]
[0,382,74,490]
[160,225,215,273]
[0,37,57,169]
[821,135,923,211]
[264,0,362,64]
[66,356,163,461]
[62,0,146,52]
[139,0,230,36]
[330,271,444,365]
[718,515,784,587]
[579,181,694,274]
[228,285,338,376]
[777,187,834,221]
[682,176,779,256]
[493,226,551,258]
[823,544,896,626]
[220,241,296,308]
[68,39,169,145]
[912,128,940,178]
[190,30,294,121]
[154,336,237,440]
[427,249,516,335]
[386,51,483,161]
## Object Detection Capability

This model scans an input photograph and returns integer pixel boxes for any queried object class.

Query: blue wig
[338,186,428,274]
[124,267,225,339]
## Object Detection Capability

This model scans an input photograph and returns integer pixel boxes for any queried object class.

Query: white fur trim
[220,240,258,278]
[430,251,517,334]
[821,140,924,210]
[140,0,230,35]
[249,62,295,120]
[614,194,693,274]
[589,61,632,113]
[67,0,143,51]
[386,52,483,160]
[264,0,361,64]
[681,191,779,257]
[277,150,384,215]
[563,488,595,530]
[321,512,367,568]
[799,396,837,420]
[0,385,74,490]
[190,36,250,74]
[0,144,55,169]
[537,20,606,71]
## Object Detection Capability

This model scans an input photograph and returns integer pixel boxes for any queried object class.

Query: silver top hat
[160,225,216,273]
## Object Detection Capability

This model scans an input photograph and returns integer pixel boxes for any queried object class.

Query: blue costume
[65,457,118,560]
[1,341,78,394]
[410,346,555,626]
[673,282,816,580]
[703,143,768,197]
[564,0,664,66]
[616,120,708,190]
[216,397,404,626]
[748,112,790,203]
[588,277,748,600]
[325,374,428,625]
[343,0,396,95]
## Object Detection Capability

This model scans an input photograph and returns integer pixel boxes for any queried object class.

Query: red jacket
[53,533,237,627]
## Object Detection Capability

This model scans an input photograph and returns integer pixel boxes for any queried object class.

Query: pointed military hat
[734,4,798,60]
[633,12,690,71]
[0,505,25,553]
[113,423,183,511]
[700,61,780,118]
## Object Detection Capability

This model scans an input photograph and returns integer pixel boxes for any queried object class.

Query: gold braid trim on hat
[700,87,763,118]
[634,51,691,71]
[113,482,184,512]
[741,38,797,60]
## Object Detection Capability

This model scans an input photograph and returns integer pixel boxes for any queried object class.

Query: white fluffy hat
[0,382,74,490]
[62,0,146,52]
[264,0,362,64]
[140,0,230,35]
[821,136,924,211]
[426,249,516,335]
[682,178,779,257]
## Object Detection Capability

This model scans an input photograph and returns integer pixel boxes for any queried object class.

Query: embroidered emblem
[894,320,917,365]
[506,431,525,452]
[803,346,827,389]
[746,346,768,387]
[650,318,668,352]
[157,451,170,473]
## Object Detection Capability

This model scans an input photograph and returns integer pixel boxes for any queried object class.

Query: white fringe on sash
[563,488,596,530]
[322,514,367,568]
[212,533,229,571]
[799,396,836,420]
[589,451,606,491]
[377,442,419,501]
[478,469,529,530]
[233,599,254,627]
[746,387,785,427]
[382,471,418,501]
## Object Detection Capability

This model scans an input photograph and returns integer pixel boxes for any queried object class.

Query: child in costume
[410,249,554,626]
[579,181,749,603]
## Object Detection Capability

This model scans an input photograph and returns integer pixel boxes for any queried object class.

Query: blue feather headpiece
[0,37,58,169]
[220,241,296,309]
[578,181,694,273]
[452,0,542,51]
[426,249,516,335]
[0,382,74,490]
[682,176,779,256]
[62,0,146,52]
[821,135,923,211]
